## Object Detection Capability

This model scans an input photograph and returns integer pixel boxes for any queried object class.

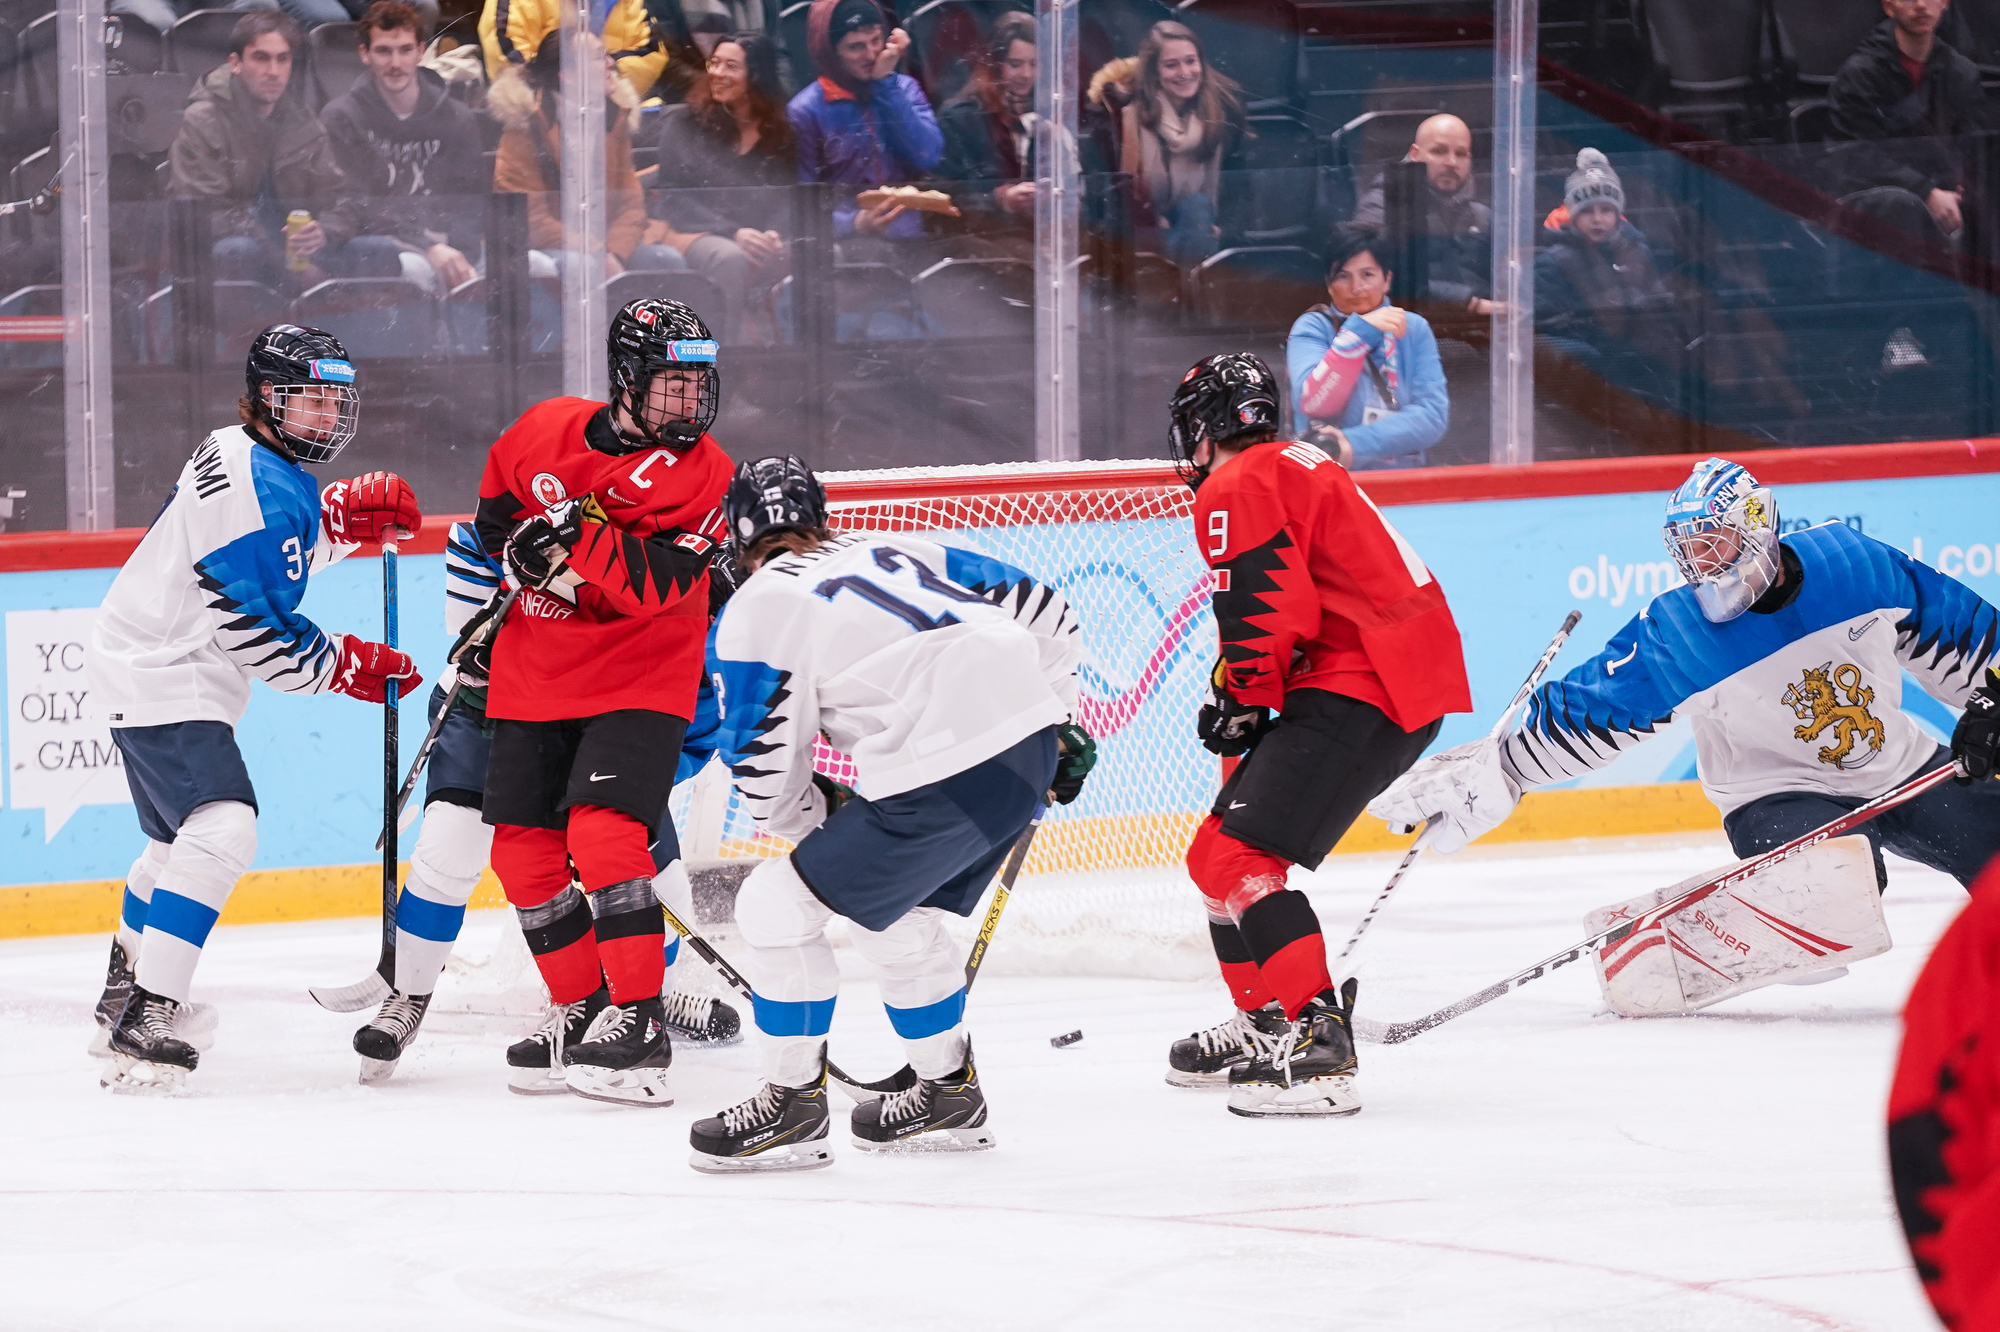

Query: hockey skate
[1227,979,1362,1119]
[506,985,610,1095]
[101,986,199,1094]
[353,991,433,1084]
[850,1042,995,1152]
[661,987,742,1045]
[562,996,673,1107]
[1166,1007,1268,1088]
[689,1059,835,1174]
[87,940,217,1059]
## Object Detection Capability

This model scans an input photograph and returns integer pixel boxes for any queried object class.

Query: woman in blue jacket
[1286,225,1450,470]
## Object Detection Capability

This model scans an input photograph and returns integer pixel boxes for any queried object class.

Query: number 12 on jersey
[815,546,988,633]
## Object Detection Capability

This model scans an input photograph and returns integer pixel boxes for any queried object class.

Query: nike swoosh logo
[1849,617,1879,641]
[1228,801,1247,810]
[608,487,634,505]
[589,772,616,782]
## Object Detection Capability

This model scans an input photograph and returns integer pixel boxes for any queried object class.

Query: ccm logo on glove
[321,471,422,544]
[331,634,422,703]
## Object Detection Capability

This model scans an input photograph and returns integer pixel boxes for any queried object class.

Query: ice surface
[0,835,1958,1331]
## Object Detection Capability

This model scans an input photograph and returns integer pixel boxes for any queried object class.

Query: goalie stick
[1332,609,1582,969]
[1352,759,1960,1044]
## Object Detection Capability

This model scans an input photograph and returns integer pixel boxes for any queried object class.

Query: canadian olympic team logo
[531,472,566,505]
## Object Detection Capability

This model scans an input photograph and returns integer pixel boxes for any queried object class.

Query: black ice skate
[353,990,433,1084]
[86,941,217,1059]
[1166,1006,1270,1088]
[689,1057,835,1174]
[561,995,673,1107]
[506,985,610,1095]
[661,987,742,1045]
[102,986,199,1094]
[850,1042,995,1152]
[1227,978,1362,1119]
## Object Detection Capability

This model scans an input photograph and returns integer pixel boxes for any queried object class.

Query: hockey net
[440,461,1221,1016]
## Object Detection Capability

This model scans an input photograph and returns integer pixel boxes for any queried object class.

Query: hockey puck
[1050,1029,1083,1049]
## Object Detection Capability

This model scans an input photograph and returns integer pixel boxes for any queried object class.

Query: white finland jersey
[707,532,1081,840]
[88,426,357,729]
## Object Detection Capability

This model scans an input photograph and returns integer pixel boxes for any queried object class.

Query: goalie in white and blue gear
[1373,457,2000,1000]
[84,324,425,1092]
[688,456,1093,1172]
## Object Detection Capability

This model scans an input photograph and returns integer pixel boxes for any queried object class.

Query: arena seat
[1772,0,1885,93]
[442,273,489,355]
[291,277,438,359]
[1189,244,1321,327]
[211,280,287,359]
[307,21,366,108]
[604,268,728,336]
[106,12,165,73]
[17,10,57,149]
[1174,0,1298,108]
[165,8,240,78]
[911,255,1032,338]
[1642,0,1769,126]
[0,282,60,371]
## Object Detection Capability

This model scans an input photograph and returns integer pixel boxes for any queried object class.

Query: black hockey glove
[1198,660,1271,757]
[446,594,504,687]
[811,770,855,819]
[505,498,586,586]
[707,547,746,620]
[1049,720,1096,805]
[1952,665,2000,783]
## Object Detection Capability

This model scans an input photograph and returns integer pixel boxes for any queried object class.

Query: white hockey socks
[133,801,257,1003]
[653,857,696,988]
[849,907,968,1080]
[734,855,839,1087]
[115,839,171,957]
[394,801,492,997]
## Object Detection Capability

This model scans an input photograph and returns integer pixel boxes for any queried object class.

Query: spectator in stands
[935,12,1037,250]
[322,2,488,295]
[1083,55,1136,177]
[480,0,669,101]
[1352,113,1496,320]
[229,0,370,34]
[491,30,685,278]
[788,0,943,247]
[651,32,798,338]
[1286,224,1449,471]
[1534,149,1685,409]
[1829,0,1987,243]
[168,11,399,290]
[1119,20,1248,268]
[114,0,203,38]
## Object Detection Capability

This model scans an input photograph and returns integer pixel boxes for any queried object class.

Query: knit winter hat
[1564,147,1624,215]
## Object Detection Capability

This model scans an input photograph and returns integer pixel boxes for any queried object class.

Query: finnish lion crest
[1782,662,1885,769]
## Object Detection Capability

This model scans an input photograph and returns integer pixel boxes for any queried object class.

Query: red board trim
[5,437,1995,573]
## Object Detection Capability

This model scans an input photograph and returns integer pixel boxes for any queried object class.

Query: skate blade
[86,1025,112,1060]
[178,1003,219,1052]
[689,1143,834,1174]
[852,1124,996,1154]
[1780,966,1850,987]
[101,1055,188,1096]
[667,1028,744,1048]
[1164,1067,1235,1089]
[564,1064,674,1107]
[1227,1074,1361,1119]
[507,1067,571,1096]
[359,1056,399,1085]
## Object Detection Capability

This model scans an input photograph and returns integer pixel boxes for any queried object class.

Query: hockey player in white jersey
[349,521,742,1081]
[86,325,425,1092]
[688,456,1094,1172]
[1374,458,2000,955]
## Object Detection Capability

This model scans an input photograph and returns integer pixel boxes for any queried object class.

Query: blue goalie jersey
[1501,522,1999,814]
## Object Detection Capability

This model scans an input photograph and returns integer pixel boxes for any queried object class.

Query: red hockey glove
[322,471,422,545]
[331,634,423,703]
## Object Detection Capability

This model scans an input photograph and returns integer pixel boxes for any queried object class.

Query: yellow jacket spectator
[479,0,667,100]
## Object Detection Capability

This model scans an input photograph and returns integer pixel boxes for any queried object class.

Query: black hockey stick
[1353,760,1960,1044]
[827,811,1046,1102]
[1333,609,1582,969]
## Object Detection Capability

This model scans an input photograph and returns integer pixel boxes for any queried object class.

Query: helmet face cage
[610,360,720,453]
[1167,353,1279,487]
[244,324,359,466]
[266,381,360,465]
[607,298,720,453]
[724,455,827,558]
[1662,459,1780,623]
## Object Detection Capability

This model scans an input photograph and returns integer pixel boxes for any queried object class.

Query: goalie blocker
[1588,835,1888,1017]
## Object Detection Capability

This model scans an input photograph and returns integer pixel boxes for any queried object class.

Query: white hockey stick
[1332,609,1582,969]
[1351,760,1960,1044]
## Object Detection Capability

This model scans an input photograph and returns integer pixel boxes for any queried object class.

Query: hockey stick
[1332,609,1583,969]
[1354,759,1961,1044]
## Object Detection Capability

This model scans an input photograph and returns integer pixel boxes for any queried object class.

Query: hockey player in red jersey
[474,298,734,1106]
[1165,352,1470,1117]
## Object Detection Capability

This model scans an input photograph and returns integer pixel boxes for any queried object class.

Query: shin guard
[1237,890,1333,1020]
[394,801,492,996]
[587,876,666,1004]
[135,801,257,1003]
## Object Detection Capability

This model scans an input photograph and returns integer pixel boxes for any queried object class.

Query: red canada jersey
[475,396,732,721]
[1194,438,1470,731]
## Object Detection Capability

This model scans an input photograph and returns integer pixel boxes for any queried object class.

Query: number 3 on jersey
[815,546,987,633]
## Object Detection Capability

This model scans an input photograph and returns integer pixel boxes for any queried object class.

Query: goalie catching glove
[1366,736,1520,855]
[1197,659,1271,757]
[1050,720,1096,804]
[1952,665,2000,783]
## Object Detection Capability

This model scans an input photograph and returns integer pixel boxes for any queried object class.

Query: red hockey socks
[1188,816,1330,1020]
[492,824,601,1005]
[1208,921,1277,1011]
[1236,891,1333,1020]
[568,805,665,1005]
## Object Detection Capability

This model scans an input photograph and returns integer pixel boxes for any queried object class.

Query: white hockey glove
[1367,736,1521,855]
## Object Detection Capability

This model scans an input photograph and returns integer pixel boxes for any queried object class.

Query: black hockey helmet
[1166,352,1281,488]
[245,324,359,465]
[605,298,719,454]
[725,455,827,557]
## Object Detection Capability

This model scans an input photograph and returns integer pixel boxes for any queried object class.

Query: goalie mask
[245,324,359,466]
[1167,352,1281,489]
[725,455,827,557]
[605,298,720,454]
[1663,457,1781,623]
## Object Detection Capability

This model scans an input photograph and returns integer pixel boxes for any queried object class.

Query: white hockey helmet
[1663,457,1781,623]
